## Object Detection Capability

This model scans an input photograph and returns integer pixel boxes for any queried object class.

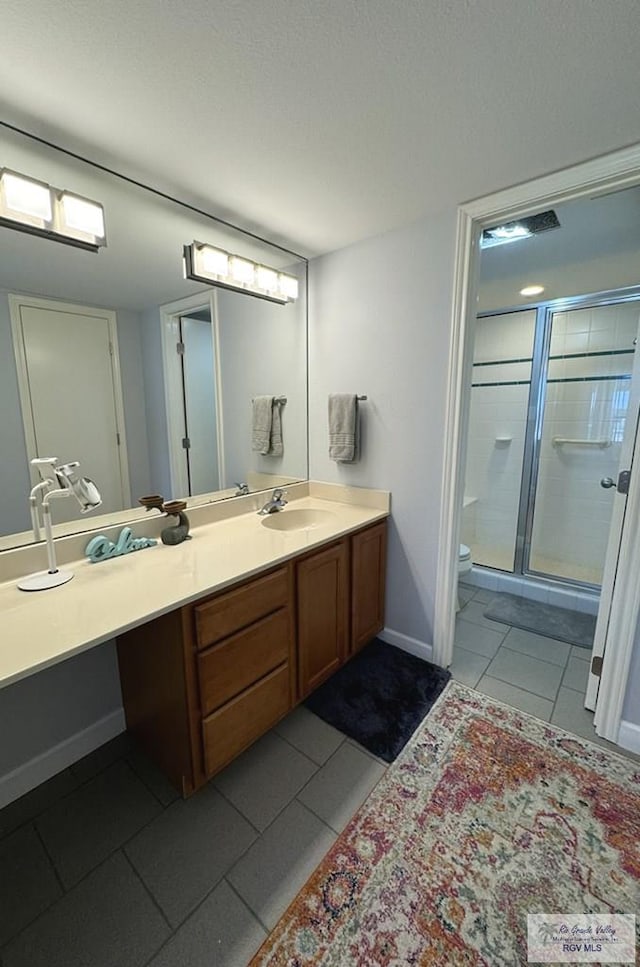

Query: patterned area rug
[251,682,640,966]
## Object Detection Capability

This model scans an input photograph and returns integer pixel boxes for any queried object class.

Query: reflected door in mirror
[11,295,130,526]
[180,314,221,496]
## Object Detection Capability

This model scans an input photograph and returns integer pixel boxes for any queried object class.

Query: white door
[587,311,640,713]
[181,316,220,495]
[11,296,129,526]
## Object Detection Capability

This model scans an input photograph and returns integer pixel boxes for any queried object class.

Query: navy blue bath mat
[304,638,451,762]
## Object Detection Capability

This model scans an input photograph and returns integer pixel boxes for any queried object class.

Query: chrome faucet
[258,488,288,515]
[234,482,250,497]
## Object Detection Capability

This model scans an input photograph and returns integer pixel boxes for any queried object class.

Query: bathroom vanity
[0,483,388,799]
[117,518,387,796]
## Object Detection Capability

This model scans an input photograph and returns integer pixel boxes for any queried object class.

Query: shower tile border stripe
[472,374,631,389]
[472,348,634,370]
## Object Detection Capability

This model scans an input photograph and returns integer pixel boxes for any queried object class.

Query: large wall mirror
[0,124,308,551]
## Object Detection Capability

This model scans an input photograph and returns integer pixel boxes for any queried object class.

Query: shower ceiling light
[184,241,299,304]
[0,167,106,251]
[520,284,545,297]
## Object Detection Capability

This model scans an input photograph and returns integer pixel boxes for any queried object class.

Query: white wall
[140,306,173,498]
[309,210,456,650]
[115,309,153,503]
[0,642,123,805]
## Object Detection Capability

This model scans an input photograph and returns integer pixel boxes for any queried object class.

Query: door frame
[159,290,225,497]
[9,293,131,505]
[434,141,640,744]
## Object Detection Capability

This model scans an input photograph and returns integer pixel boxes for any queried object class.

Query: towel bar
[251,396,287,405]
[552,437,611,448]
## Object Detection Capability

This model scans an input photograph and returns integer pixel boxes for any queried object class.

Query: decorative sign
[85,527,157,563]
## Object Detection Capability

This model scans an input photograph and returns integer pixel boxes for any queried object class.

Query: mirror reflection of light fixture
[19,457,102,591]
[0,168,107,251]
[184,241,299,304]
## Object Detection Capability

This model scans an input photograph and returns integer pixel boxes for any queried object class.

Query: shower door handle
[600,470,630,494]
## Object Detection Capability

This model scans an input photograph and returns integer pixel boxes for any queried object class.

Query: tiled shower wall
[463,302,639,584]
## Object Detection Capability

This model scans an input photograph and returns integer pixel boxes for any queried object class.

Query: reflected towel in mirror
[252,396,284,456]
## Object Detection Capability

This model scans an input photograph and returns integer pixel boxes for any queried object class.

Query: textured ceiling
[2,0,640,255]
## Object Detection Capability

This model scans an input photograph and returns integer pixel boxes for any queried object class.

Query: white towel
[328,394,357,462]
[252,396,273,454]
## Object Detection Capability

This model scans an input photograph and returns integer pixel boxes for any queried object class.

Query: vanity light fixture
[19,458,102,591]
[520,284,545,297]
[184,241,299,304]
[0,168,106,251]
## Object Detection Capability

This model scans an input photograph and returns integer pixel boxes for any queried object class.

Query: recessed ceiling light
[520,284,545,297]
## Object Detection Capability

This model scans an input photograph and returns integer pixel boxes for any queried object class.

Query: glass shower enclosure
[463,290,640,588]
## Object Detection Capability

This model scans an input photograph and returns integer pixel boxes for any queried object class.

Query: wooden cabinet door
[297,540,349,698]
[351,521,387,653]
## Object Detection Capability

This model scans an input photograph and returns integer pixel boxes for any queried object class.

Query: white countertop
[0,490,388,689]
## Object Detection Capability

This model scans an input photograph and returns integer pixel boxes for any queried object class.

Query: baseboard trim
[0,707,126,810]
[378,627,434,663]
[617,718,640,755]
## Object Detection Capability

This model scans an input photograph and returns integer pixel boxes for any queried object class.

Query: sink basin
[260,508,337,532]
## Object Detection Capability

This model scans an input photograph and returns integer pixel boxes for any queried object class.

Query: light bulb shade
[278,274,299,301]
[0,169,53,227]
[229,256,255,285]
[56,191,106,246]
[256,265,279,292]
[184,242,299,305]
[200,245,229,277]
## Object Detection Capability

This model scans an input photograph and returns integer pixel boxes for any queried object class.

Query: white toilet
[456,543,473,611]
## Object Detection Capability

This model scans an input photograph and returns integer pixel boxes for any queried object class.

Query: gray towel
[328,394,357,462]
[270,401,283,457]
[252,396,273,454]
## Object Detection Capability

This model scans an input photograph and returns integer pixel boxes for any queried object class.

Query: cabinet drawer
[198,608,290,715]
[194,566,289,649]
[202,663,291,776]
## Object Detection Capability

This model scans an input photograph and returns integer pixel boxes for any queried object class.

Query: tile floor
[454,582,638,758]
[3,612,637,967]
[0,708,386,967]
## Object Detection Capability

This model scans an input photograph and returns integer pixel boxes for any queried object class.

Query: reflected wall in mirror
[0,124,308,550]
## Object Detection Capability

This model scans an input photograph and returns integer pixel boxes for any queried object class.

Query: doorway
[160,292,224,499]
[465,291,640,588]
[434,142,640,750]
[178,311,221,496]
